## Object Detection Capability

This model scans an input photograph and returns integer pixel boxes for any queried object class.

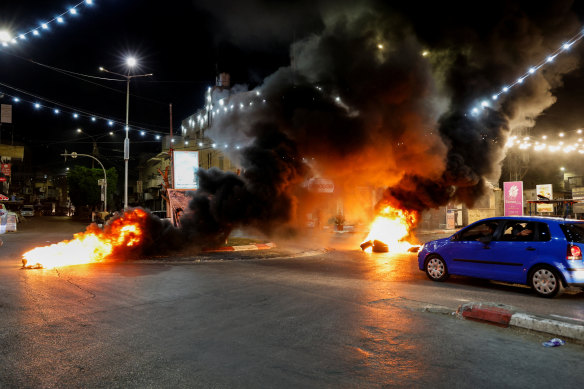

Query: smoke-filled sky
[200,0,583,219]
[2,0,584,218]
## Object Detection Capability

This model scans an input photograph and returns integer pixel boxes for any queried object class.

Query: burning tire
[425,255,449,282]
[372,240,389,253]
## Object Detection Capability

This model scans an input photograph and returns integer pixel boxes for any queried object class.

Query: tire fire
[360,205,417,253]
[22,209,148,269]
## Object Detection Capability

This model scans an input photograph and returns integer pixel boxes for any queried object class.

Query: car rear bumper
[563,267,584,286]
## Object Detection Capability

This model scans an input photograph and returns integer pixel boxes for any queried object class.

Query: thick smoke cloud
[176,1,581,242]
[180,123,306,246]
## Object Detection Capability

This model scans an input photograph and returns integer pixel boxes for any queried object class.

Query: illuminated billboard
[173,151,199,190]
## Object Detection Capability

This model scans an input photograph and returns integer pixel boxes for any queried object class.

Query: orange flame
[22,209,149,269]
[362,205,417,253]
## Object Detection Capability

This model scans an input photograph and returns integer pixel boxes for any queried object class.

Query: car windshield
[559,222,584,243]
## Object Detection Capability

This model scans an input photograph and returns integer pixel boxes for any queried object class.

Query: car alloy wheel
[530,266,561,298]
[425,255,449,282]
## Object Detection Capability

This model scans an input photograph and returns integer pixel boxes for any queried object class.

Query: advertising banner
[504,181,524,216]
[173,151,199,190]
[1,163,10,176]
[536,184,553,213]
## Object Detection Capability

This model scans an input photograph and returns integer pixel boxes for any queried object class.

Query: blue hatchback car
[418,216,584,297]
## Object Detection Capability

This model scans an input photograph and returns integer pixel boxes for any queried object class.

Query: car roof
[479,216,584,225]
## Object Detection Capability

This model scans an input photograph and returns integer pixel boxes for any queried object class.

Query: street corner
[456,301,584,343]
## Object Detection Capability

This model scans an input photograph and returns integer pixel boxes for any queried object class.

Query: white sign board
[536,184,553,213]
[173,150,199,190]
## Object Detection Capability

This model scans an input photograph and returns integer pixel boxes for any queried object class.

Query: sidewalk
[456,302,584,343]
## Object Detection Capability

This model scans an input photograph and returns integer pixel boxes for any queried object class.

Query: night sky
[0,0,312,171]
[1,0,584,185]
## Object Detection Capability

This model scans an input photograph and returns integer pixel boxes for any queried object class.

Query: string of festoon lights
[471,28,584,117]
[506,128,584,154]
[0,1,95,47]
[0,86,166,141]
[181,84,352,145]
[3,80,352,150]
[176,83,361,154]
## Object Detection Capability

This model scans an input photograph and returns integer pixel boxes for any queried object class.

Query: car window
[501,221,549,242]
[459,221,499,241]
[560,223,584,243]
[501,221,533,241]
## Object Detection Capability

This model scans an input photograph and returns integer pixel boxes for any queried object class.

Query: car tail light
[567,244,582,260]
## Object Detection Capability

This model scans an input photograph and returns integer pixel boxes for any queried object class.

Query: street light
[99,57,152,210]
[0,30,12,44]
[62,151,107,212]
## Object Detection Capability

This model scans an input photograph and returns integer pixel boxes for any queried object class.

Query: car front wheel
[530,266,562,298]
[425,255,449,282]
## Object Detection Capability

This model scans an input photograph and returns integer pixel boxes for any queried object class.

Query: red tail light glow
[567,244,582,260]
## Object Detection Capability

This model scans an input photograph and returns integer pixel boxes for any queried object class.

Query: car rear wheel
[530,266,562,298]
[425,255,449,282]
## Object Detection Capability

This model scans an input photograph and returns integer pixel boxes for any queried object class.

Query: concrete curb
[456,302,584,342]
[203,242,276,252]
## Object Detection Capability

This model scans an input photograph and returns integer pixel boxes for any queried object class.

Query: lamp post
[61,151,107,212]
[99,57,152,210]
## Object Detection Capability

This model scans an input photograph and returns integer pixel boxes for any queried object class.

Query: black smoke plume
[174,1,581,243]
[179,123,306,246]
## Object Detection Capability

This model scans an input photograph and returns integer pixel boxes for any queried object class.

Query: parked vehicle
[418,216,584,297]
[21,205,35,217]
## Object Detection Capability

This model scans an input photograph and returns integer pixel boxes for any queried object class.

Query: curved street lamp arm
[61,152,108,212]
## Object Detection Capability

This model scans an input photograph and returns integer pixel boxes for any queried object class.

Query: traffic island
[456,302,584,343]
[202,240,276,252]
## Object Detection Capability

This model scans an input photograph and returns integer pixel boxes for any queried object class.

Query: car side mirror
[450,233,459,241]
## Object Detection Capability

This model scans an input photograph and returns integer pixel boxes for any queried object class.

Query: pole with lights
[99,57,152,210]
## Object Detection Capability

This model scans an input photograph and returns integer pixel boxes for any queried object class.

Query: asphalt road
[1,217,583,388]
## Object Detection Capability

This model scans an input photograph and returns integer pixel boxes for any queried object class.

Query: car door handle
[526,247,536,251]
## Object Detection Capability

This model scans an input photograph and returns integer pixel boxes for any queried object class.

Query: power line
[0,80,170,136]
[0,48,169,106]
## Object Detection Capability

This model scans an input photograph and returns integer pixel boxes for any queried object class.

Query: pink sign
[504,181,524,216]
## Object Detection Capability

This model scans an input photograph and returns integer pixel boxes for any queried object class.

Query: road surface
[0,217,582,387]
